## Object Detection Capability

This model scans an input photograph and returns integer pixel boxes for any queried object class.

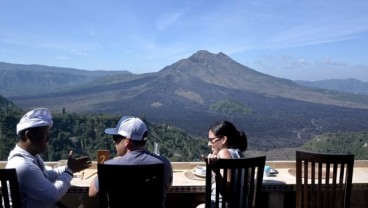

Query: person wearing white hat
[88,116,173,207]
[6,108,92,208]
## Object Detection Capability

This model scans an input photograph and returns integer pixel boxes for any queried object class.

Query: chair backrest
[97,163,164,208]
[205,156,266,208]
[295,151,354,208]
[0,168,22,208]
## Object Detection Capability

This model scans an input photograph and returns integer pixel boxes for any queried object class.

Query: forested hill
[0,101,208,162]
[2,107,368,160]
[2,96,368,160]
[0,95,21,115]
[301,131,368,159]
[0,95,23,160]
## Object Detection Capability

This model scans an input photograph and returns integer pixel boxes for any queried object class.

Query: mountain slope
[5,51,368,151]
[158,51,368,109]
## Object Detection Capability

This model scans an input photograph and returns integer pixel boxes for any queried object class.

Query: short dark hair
[17,127,39,140]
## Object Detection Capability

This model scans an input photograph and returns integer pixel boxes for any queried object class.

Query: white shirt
[6,145,73,208]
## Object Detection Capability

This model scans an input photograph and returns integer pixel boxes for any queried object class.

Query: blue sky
[1,0,367,81]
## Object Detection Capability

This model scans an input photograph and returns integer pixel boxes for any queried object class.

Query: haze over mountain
[2,50,368,152]
[295,79,368,95]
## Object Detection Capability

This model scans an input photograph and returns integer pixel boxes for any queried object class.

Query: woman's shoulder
[218,148,232,159]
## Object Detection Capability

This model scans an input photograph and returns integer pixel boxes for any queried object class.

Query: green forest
[1,96,368,162]
[302,132,368,159]
[0,104,208,162]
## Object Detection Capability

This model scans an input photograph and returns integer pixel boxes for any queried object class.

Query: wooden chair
[0,168,22,208]
[295,151,354,208]
[204,156,266,208]
[97,163,164,208]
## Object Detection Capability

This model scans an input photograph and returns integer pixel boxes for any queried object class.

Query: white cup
[54,160,67,168]
[195,166,206,175]
[264,165,271,177]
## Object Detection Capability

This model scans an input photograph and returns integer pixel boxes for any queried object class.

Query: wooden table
[2,161,365,208]
[68,167,206,192]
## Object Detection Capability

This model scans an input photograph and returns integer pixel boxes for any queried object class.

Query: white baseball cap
[16,108,53,134]
[105,116,148,141]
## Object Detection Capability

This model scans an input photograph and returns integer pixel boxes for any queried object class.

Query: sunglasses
[208,136,222,144]
[113,135,126,144]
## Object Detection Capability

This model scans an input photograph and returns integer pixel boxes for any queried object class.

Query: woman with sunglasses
[197,120,248,208]
[205,120,247,161]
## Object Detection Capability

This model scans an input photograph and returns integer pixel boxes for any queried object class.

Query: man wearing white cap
[6,108,92,208]
[88,116,173,206]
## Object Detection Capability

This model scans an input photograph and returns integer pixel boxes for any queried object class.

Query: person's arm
[89,177,99,197]
[217,149,232,182]
[14,159,73,204]
[20,151,92,203]
[45,166,67,182]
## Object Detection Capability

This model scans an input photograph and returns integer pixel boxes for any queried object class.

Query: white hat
[105,116,148,141]
[104,116,131,135]
[16,108,53,134]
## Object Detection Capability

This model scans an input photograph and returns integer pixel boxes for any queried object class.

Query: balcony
[1,160,368,208]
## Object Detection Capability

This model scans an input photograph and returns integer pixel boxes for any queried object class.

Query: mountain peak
[190,50,215,58]
[189,50,230,62]
[160,50,236,76]
[161,50,256,77]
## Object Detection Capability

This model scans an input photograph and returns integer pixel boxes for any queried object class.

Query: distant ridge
[0,62,131,97]
[295,78,368,95]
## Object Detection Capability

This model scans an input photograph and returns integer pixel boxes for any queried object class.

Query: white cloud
[155,11,184,31]
[54,55,69,60]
